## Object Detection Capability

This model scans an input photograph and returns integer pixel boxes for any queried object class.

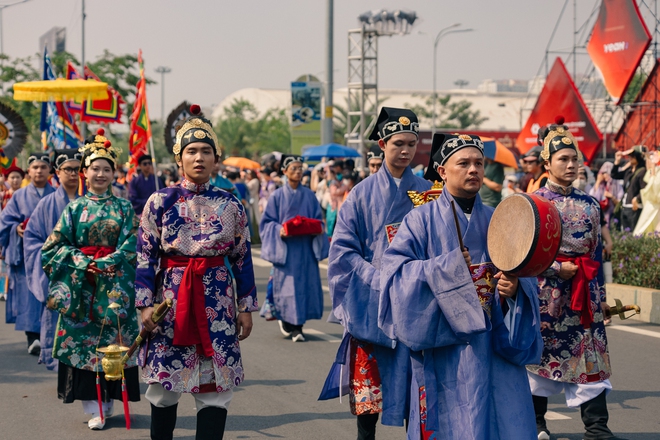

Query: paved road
[0,250,658,439]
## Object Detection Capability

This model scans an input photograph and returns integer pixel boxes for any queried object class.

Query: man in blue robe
[259,154,329,342]
[379,134,543,440]
[324,108,431,439]
[0,153,55,354]
[24,149,81,370]
[128,154,165,216]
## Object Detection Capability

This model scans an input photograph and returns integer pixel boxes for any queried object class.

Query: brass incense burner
[97,344,130,380]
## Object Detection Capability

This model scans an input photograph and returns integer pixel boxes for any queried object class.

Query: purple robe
[0,183,54,331]
[324,164,431,426]
[128,173,165,216]
[259,183,329,325]
[23,186,77,370]
[379,189,543,439]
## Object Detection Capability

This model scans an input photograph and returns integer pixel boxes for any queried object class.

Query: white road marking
[304,328,341,342]
[252,257,272,268]
[607,324,660,339]
[545,410,571,420]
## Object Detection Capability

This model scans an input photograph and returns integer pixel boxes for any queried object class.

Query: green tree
[622,71,648,104]
[214,98,290,157]
[406,94,488,130]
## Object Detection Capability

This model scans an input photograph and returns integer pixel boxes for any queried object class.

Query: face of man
[524,156,541,175]
[545,149,578,186]
[7,171,23,191]
[28,161,50,187]
[284,161,303,184]
[56,161,81,191]
[368,158,383,175]
[378,132,417,174]
[139,158,153,177]
[438,147,484,198]
[176,142,218,184]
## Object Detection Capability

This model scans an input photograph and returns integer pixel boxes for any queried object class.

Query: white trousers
[145,383,233,412]
[81,399,113,416]
[527,372,612,408]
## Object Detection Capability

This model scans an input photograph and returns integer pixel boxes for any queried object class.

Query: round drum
[487,193,562,277]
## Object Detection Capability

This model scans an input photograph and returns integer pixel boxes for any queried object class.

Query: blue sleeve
[258,191,287,265]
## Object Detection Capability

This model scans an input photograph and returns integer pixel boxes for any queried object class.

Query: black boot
[196,406,227,440]
[581,391,615,439]
[533,395,550,439]
[356,413,379,440]
[150,403,178,440]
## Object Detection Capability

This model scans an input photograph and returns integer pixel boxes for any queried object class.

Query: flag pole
[149,137,159,190]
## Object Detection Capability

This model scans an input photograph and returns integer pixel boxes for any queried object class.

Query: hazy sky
[2,0,657,118]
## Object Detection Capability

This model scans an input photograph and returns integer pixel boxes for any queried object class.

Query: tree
[406,94,488,130]
[213,98,290,157]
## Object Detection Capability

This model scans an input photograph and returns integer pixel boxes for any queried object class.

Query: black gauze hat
[424,133,485,182]
[53,149,83,169]
[367,145,384,161]
[368,107,419,141]
[281,154,304,170]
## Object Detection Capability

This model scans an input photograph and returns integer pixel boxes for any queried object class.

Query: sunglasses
[523,159,538,164]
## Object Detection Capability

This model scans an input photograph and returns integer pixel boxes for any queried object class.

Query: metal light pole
[155,66,171,122]
[322,0,334,145]
[0,0,30,54]
[431,24,473,138]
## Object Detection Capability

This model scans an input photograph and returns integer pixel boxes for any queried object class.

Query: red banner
[615,58,660,149]
[587,0,651,104]
[516,58,603,164]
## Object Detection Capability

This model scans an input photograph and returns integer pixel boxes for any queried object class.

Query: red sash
[80,246,116,320]
[557,255,600,328]
[161,255,226,357]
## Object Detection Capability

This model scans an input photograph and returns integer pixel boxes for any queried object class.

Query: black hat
[540,125,583,162]
[173,105,221,157]
[137,154,152,164]
[424,133,484,182]
[367,145,384,162]
[523,146,543,160]
[368,107,419,141]
[53,149,83,170]
[281,154,304,170]
[27,152,51,167]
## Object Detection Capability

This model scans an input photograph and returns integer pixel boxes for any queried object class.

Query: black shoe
[196,406,227,440]
[150,403,178,440]
[533,395,550,439]
[291,329,305,342]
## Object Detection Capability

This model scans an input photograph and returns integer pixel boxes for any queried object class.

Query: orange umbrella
[481,137,519,169]
[223,157,260,170]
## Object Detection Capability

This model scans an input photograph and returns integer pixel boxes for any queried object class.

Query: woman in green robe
[42,129,140,431]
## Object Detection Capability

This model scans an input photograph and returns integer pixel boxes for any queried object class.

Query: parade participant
[324,108,430,439]
[1,162,25,209]
[128,154,166,216]
[0,153,55,354]
[612,145,648,232]
[136,105,257,440]
[529,125,621,440]
[41,130,140,430]
[259,154,329,342]
[367,144,384,175]
[24,149,81,371]
[525,146,549,192]
[379,133,543,439]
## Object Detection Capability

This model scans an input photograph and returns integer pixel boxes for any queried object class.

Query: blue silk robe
[23,186,77,370]
[0,183,54,331]
[379,189,543,440]
[326,164,431,426]
[259,183,329,325]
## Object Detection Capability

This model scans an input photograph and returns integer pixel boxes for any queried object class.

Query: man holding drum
[379,133,543,439]
[528,124,620,440]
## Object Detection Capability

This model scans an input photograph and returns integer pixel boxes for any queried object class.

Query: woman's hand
[236,312,253,341]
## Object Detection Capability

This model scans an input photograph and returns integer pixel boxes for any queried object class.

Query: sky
[1,0,658,118]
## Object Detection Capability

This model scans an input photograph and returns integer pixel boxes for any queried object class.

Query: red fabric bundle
[282,216,323,237]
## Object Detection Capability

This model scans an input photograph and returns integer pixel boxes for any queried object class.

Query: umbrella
[13,78,108,102]
[301,143,361,160]
[482,137,519,169]
[223,157,261,170]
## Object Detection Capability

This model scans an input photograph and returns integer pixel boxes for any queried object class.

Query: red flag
[128,50,152,178]
[66,61,124,124]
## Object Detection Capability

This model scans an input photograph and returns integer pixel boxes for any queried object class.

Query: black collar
[453,195,476,214]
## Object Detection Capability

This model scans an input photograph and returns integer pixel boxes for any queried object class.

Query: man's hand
[462,249,472,267]
[236,312,253,341]
[17,224,24,238]
[601,302,611,319]
[632,197,639,211]
[559,261,579,280]
[495,271,519,299]
[614,151,623,165]
[140,307,157,332]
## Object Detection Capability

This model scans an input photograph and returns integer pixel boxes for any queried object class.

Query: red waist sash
[80,246,116,320]
[557,255,600,328]
[161,255,226,357]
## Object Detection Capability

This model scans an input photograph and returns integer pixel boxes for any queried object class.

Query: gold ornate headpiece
[541,124,583,162]
[172,104,220,157]
[79,128,122,169]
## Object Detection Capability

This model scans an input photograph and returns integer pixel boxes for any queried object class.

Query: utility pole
[322,0,334,145]
[155,66,171,122]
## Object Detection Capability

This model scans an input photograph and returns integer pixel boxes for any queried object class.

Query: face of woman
[84,159,114,194]
[7,171,23,190]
